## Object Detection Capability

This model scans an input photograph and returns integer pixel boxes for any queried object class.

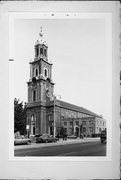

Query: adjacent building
[26,28,106,137]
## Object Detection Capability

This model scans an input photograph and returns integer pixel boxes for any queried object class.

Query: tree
[14,98,26,135]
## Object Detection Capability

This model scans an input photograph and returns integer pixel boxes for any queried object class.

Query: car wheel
[45,140,48,143]
[101,140,104,143]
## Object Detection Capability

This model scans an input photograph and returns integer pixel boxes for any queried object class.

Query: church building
[26,28,106,137]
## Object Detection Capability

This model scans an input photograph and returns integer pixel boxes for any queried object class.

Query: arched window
[36,48,39,57]
[40,48,43,54]
[44,68,48,77]
[44,49,47,56]
[33,91,36,101]
[31,114,34,121]
[35,68,38,76]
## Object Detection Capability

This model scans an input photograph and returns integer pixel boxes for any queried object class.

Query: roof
[56,99,101,118]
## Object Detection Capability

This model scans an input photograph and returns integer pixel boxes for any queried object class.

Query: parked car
[14,136,31,145]
[36,134,57,143]
[100,129,107,143]
[29,134,42,143]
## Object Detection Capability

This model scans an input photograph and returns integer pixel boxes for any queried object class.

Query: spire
[34,27,48,61]
[39,26,43,43]
[35,26,47,45]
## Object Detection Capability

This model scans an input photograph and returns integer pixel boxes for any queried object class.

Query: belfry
[26,27,55,136]
[26,28,106,138]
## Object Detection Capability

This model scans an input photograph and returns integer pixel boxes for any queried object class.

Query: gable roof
[56,99,101,118]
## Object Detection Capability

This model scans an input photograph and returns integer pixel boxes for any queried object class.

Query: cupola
[34,26,48,61]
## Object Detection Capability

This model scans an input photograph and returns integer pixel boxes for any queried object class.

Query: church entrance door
[75,127,79,137]
[50,126,53,136]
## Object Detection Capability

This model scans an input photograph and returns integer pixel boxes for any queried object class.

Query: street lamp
[26,125,29,138]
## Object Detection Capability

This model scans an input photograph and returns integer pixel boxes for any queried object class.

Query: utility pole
[53,96,56,138]
[53,94,61,138]
[50,94,61,138]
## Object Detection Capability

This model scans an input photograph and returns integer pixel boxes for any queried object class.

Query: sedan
[14,137,31,145]
[36,134,57,143]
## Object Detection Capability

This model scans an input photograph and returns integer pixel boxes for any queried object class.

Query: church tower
[26,27,54,136]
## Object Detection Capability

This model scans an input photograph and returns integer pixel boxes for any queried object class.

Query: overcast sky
[14,18,111,121]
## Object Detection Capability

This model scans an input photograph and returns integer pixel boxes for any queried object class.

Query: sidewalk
[14,137,100,150]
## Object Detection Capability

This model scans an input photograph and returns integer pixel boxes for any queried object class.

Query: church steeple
[26,27,55,136]
[34,27,48,62]
[27,27,54,104]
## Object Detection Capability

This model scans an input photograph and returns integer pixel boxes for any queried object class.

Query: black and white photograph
[11,14,112,158]
[0,1,120,179]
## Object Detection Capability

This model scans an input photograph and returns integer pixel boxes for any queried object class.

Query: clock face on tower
[46,86,53,100]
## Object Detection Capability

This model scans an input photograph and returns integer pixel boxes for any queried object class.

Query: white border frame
[9,12,112,162]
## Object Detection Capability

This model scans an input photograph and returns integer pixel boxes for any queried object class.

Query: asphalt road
[14,141,106,156]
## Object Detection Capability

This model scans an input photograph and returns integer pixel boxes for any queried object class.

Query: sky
[14,18,111,121]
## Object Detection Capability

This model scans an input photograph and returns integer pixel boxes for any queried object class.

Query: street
[14,140,106,156]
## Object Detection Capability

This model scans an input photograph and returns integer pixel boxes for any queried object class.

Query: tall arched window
[33,91,36,101]
[44,49,47,56]
[40,48,43,54]
[35,68,38,76]
[44,68,48,78]
[36,48,39,57]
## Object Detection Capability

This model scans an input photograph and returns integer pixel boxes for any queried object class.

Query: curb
[14,138,100,150]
